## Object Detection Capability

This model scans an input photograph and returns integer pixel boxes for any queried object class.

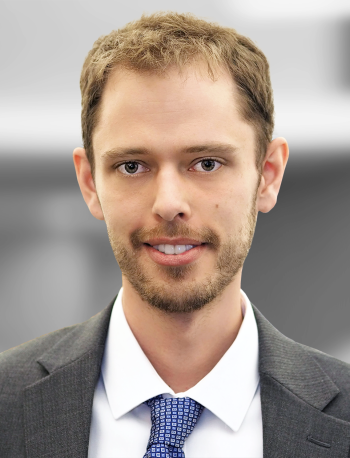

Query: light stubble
[106,188,259,314]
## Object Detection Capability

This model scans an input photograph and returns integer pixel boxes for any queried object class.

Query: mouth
[143,241,206,266]
[146,243,201,255]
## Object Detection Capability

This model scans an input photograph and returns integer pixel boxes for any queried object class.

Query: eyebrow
[101,143,238,160]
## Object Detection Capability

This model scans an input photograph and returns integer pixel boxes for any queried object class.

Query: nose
[151,168,191,222]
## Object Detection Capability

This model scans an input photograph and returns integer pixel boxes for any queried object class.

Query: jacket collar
[37,299,114,374]
[24,298,350,458]
[252,304,339,410]
[37,299,340,409]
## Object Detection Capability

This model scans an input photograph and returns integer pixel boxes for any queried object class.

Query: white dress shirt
[88,288,263,457]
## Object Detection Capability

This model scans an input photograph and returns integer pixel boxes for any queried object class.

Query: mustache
[130,222,220,249]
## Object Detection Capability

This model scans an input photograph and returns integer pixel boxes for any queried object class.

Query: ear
[73,147,104,221]
[257,137,289,213]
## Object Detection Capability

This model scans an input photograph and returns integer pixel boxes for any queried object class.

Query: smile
[144,242,205,266]
[152,244,196,255]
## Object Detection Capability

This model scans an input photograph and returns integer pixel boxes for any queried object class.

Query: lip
[144,243,205,266]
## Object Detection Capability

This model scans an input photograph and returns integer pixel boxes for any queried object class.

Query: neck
[121,275,244,393]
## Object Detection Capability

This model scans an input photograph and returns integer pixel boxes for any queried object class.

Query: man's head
[74,12,288,314]
[80,11,274,177]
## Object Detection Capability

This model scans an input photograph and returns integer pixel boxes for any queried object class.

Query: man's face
[92,63,261,313]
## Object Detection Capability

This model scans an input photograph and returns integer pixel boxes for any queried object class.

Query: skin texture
[73,62,288,392]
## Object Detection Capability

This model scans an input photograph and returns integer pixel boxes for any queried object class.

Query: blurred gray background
[0,0,349,361]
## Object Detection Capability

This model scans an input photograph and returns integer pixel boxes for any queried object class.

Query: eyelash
[191,158,222,173]
[116,162,149,175]
[116,158,223,175]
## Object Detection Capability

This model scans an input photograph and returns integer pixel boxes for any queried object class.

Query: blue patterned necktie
[143,395,204,458]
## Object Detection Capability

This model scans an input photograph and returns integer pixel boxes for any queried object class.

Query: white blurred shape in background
[1,0,349,157]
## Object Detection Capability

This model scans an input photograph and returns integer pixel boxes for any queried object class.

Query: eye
[191,159,222,172]
[117,161,149,175]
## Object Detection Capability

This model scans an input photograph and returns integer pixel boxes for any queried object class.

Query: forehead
[93,62,256,158]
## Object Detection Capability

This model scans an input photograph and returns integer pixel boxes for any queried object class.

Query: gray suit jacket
[1,299,350,457]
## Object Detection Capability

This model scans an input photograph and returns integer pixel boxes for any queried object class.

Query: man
[1,11,349,458]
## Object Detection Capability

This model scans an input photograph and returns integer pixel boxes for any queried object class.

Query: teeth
[175,245,186,254]
[153,244,195,254]
[165,244,175,255]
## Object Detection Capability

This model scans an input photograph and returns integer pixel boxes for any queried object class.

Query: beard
[106,191,258,314]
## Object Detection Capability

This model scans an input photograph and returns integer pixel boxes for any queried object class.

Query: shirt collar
[101,287,259,432]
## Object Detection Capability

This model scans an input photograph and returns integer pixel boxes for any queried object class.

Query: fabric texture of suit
[1,298,350,458]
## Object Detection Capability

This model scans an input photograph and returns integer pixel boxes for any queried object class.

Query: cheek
[100,190,147,234]
[212,184,254,225]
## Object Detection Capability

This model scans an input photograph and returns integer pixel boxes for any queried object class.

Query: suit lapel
[260,373,350,458]
[253,306,350,458]
[23,299,115,458]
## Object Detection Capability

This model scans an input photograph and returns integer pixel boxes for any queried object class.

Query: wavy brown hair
[80,11,274,176]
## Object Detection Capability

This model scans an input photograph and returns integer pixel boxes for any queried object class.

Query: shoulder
[0,325,80,455]
[0,297,114,394]
[253,303,350,383]
[0,297,115,391]
[0,301,113,454]
[0,325,78,390]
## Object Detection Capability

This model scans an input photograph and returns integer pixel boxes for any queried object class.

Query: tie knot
[145,395,204,456]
